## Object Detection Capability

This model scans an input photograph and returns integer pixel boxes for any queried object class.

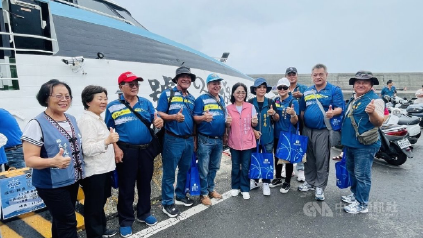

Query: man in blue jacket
[157,66,196,217]
[341,71,384,214]
[193,73,226,205]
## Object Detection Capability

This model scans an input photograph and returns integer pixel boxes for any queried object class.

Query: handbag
[111,169,119,189]
[348,108,379,145]
[276,123,308,164]
[312,91,342,147]
[185,153,201,196]
[249,144,274,179]
[335,149,351,189]
[120,100,162,158]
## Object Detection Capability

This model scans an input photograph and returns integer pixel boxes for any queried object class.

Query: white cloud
[117,0,423,74]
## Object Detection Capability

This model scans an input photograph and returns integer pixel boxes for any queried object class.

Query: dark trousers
[81,173,112,238]
[116,144,154,227]
[37,183,79,238]
[273,138,293,183]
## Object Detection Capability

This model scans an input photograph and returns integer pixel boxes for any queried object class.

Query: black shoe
[269,178,283,188]
[162,204,180,218]
[102,229,118,238]
[279,182,291,194]
[175,197,194,207]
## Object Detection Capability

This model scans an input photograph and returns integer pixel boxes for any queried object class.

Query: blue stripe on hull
[47,1,251,80]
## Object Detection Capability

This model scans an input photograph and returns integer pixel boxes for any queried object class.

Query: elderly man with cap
[248,78,279,196]
[341,71,384,214]
[285,67,308,182]
[105,71,164,237]
[157,66,196,217]
[193,73,226,206]
[298,64,344,201]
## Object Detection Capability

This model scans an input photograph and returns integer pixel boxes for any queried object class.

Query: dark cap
[118,71,143,85]
[349,70,379,85]
[172,66,196,83]
[285,67,297,75]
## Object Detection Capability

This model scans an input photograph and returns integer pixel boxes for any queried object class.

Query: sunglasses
[277,86,289,90]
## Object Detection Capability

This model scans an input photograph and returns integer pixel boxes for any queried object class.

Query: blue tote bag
[249,145,274,180]
[276,123,308,164]
[335,149,351,189]
[185,153,201,196]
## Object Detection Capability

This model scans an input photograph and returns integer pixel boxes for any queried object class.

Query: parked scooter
[390,109,422,144]
[406,102,423,127]
[375,120,413,165]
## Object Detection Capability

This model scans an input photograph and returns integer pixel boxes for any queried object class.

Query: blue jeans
[296,162,304,171]
[6,147,25,169]
[197,134,223,196]
[230,148,252,192]
[161,133,194,205]
[345,146,378,207]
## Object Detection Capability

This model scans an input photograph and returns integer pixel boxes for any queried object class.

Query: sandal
[332,155,342,161]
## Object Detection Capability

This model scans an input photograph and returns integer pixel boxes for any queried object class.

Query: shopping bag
[276,124,308,164]
[185,153,201,196]
[335,149,351,189]
[249,146,274,180]
[111,169,118,189]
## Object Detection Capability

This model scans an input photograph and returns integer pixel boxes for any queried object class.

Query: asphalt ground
[1,130,422,238]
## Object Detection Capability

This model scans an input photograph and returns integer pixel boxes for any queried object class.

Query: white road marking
[132,190,233,238]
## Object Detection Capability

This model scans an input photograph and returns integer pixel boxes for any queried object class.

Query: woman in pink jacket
[225,83,258,199]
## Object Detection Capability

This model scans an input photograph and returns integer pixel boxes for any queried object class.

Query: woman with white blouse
[77,85,119,238]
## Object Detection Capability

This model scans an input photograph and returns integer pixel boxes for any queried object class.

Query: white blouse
[77,110,116,178]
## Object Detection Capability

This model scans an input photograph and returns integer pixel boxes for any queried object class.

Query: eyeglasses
[235,91,246,95]
[287,73,296,76]
[277,86,289,90]
[125,82,140,88]
[50,94,71,100]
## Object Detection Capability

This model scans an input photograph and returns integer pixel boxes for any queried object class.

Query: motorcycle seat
[397,116,421,125]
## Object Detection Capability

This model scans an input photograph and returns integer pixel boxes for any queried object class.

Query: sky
[117,0,423,75]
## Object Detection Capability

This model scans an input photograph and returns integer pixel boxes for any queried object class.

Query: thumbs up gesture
[267,105,275,116]
[53,148,71,169]
[225,114,232,126]
[286,104,296,116]
[105,127,119,145]
[325,105,334,119]
[252,113,259,125]
[175,107,185,122]
[153,112,164,128]
[204,109,213,122]
[365,99,376,114]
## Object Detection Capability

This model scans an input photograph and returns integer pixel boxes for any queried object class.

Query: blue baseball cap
[206,73,223,84]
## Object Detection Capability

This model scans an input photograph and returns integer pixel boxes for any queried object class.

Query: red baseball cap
[118,71,144,85]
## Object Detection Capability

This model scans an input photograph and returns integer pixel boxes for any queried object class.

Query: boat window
[115,9,145,29]
[77,0,117,17]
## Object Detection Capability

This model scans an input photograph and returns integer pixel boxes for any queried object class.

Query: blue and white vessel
[0,0,253,127]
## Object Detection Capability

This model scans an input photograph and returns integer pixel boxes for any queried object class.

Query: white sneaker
[262,183,270,196]
[230,189,240,197]
[297,170,305,182]
[250,180,260,190]
[241,192,250,200]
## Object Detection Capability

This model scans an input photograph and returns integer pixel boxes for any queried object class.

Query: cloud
[117,0,423,74]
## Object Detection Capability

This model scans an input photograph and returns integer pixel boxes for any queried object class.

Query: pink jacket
[227,102,256,150]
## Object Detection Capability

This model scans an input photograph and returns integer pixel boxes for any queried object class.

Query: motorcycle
[406,102,423,127]
[376,123,413,166]
[390,109,422,144]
